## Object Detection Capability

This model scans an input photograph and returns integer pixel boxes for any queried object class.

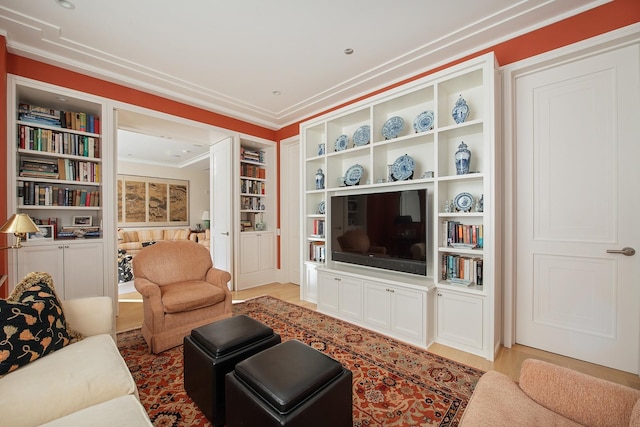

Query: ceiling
[0,0,607,166]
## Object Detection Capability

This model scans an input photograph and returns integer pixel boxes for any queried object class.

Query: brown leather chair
[132,240,232,353]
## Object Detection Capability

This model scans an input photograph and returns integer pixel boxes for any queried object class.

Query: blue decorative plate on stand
[344,164,364,186]
[353,125,370,146]
[390,154,415,181]
[413,110,434,132]
[382,116,404,139]
[335,134,349,151]
[318,201,325,214]
[453,192,474,212]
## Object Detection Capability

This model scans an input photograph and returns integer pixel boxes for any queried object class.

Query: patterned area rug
[117,295,484,426]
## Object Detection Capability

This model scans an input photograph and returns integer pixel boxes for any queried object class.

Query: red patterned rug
[117,295,483,426]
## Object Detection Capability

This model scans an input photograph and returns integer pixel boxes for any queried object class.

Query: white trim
[500,23,640,348]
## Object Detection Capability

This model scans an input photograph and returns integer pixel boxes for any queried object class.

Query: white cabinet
[317,270,362,322]
[6,75,115,298]
[436,289,484,354]
[301,52,499,360]
[363,281,426,344]
[17,241,104,300]
[302,262,318,303]
[238,231,276,287]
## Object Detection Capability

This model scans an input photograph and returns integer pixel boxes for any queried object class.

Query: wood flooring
[116,282,640,389]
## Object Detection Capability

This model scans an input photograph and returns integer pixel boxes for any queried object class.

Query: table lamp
[201,211,210,229]
[0,213,40,250]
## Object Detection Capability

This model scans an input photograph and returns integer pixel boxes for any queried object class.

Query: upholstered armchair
[132,240,232,353]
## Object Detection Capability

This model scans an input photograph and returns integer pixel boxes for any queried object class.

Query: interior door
[210,137,233,289]
[515,43,640,373]
[281,139,300,284]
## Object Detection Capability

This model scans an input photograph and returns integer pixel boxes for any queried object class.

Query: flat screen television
[330,189,428,276]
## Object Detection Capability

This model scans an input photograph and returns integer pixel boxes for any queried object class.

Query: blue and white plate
[413,110,434,133]
[353,125,370,146]
[453,192,474,212]
[381,116,404,139]
[318,201,325,214]
[335,134,349,151]
[390,154,415,181]
[344,164,364,186]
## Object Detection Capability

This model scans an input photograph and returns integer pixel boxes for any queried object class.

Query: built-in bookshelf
[6,76,114,300]
[300,52,500,360]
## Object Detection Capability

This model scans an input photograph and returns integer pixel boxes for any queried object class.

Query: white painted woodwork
[436,290,484,352]
[280,138,301,285]
[210,138,233,287]
[514,42,640,374]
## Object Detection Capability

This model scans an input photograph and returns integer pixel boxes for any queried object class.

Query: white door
[210,138,233,287]
[280,139,301,284]
[515,44,640,373]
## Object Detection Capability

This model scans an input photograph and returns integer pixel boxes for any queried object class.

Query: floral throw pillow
[0,272,83,376]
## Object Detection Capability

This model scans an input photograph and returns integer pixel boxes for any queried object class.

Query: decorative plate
[318,201,325,214]
[344,164,364,186]
[335,134,349,151]
[390,154,415,181]
[452,95,470,124]
[381,116,404,139]
[453,192,474,212]
[353,125,370,146]
[413,110,434,133]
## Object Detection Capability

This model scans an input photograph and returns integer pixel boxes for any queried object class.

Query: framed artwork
[72,215,92,227]
[27,225,54,241]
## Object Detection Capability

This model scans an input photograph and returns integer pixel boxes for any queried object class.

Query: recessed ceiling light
[272,91,281,96]
[57,96,67,102]
[56,0,76,10]
[344,48,354,55]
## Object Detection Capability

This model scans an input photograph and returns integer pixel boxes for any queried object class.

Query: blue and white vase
[315,168,325,189]
[452,95,470,124]
[455,141,471,175]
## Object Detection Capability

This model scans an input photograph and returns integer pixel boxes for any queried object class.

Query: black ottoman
[184,314,281,427]
[225,340,353,427]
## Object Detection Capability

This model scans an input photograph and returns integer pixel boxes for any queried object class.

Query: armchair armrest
[206,267,232,290]
[62,296,115,341]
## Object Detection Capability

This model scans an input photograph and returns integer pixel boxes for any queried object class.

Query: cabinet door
[317,272,340,314]
[303,263,318,303]
[239,234,259,274]
[338,276,362,321]
[63,242,104,299]
[390,287,425,343]
[257,232,275,271]
[363,283,392,330]
[17,245,65,297]
[436,290,483,351]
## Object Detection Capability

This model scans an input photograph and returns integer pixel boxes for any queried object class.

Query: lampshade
[0,213,39,234]
[201,211,210,221]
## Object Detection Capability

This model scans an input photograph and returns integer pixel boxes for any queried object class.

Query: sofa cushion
[138,229,165,242]
[164,228,191,240]
[39,395,152,427]
[0,272,82,376]
[160,281,227,313]
[0,334,139,427]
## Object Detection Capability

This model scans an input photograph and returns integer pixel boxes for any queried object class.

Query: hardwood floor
[116,282,640,389]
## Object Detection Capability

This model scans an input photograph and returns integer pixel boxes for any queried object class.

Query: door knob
[221,231,229,236]
[606,247,636,256]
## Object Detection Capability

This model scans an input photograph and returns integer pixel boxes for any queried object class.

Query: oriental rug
[117,295,484,426]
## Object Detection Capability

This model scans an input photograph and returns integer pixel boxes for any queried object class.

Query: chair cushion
[161,281,226,313]
[39,395,152,427]
[234,340,344,413]
[191,315,274,357]
[0,272,82,376]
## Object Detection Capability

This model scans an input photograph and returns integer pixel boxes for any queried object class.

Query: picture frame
[27,225,54,241]
[73,215,93,227]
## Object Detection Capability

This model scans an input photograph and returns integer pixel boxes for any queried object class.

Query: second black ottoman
[184,314,281,427]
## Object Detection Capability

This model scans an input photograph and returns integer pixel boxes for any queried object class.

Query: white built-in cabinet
[6,75,115,300]
[301,53,500,360]
[236,137,277,289]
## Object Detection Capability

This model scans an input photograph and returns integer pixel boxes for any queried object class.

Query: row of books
[441,254,483,286]
[442,221,483,248]
[240,196,263,211]
[240,147,265,163]
[20,156,100,183]
[18,103,101,133]
[310,219,325,237]
[19,182,100,207]
[309,241,326,262]
[241,163,266,179]
[18,125,100,158]
[240,179,265,195]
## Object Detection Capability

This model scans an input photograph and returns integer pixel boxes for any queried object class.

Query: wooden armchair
[132,240,232,353]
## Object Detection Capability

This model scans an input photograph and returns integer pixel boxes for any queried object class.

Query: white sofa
[0,296,152,427]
